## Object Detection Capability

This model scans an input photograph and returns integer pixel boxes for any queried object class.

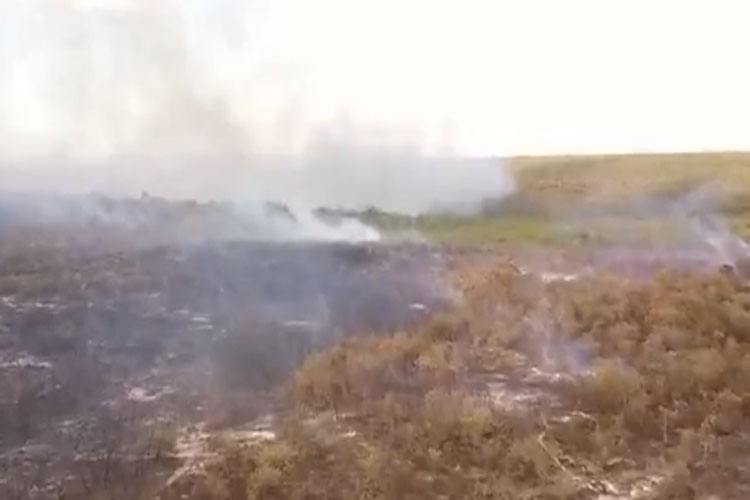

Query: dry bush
[546,270,750,444]
[191,260,750,499]
[291,333,424,413]
[580,359,643,415]
[312,397,545,497]
[186,389,574,500]
[506,435,560,484]
[650,464,696,500]
[291,312,472,414]
[188,473,231,500]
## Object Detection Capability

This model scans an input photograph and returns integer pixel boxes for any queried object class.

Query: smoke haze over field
[3,1,750,211]
[0,0,514,212]
[0,152,514,216]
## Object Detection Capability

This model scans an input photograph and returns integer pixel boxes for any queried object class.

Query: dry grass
[360,152,750,245]
[174,259,750,499]
[510,151,750,202]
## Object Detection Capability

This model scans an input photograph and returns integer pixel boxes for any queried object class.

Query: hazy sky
[1,0,749,160]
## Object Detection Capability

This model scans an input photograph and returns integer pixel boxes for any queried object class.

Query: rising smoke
[0,0,514,237]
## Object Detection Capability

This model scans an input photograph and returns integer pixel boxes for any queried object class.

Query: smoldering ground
[5,3,750,499]
[514,184,750,277]
[0,7,514,496]
[0,237,452,498]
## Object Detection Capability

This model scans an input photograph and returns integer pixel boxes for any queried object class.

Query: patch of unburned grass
[510,151,750,202]
[362,209,699,247]
[359,210,561,246]
[349,152,750,248]
[416,214,559,246]
[202,390,574,500]
[411,213,694,247]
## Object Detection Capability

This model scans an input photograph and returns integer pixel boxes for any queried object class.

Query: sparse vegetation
[3,153,750,499]
[357,152,750,245]
[179,259,750,499]
[510,152,750,202]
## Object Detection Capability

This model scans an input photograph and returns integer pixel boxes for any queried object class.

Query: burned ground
[0,234,447,499]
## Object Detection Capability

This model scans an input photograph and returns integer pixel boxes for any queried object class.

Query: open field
[510,152,750,202]
[355,152,750,246]
[510,152,750,201]
[1,152,750,499]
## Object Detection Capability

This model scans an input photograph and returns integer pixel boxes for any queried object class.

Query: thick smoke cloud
[0,0,514,215]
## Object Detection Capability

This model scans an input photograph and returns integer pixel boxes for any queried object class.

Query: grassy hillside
[366,152,750,246]
[510,151,750,202]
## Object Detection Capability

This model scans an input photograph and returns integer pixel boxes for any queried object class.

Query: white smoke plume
[0,0,514,224]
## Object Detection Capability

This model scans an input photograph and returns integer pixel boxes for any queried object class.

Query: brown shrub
[200,261,750,500]
[651,464,696,500]
[713,389,743,435]
[580,360,643,415]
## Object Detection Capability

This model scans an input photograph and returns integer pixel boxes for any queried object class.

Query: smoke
[558,184,750,274]
[0,191,382,245]
[238,128,514,214]
[0,0,515,223]
[643,185,750,268]
[691,214,749,269]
